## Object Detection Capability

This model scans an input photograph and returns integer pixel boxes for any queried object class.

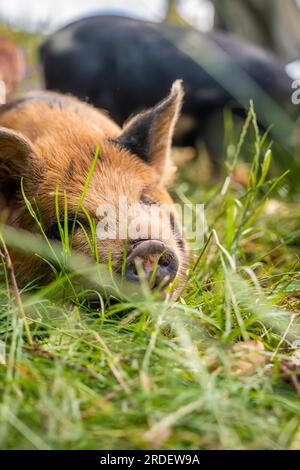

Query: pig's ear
[0,127,36,171]
[117,80,184,185]
[0,127,41,219]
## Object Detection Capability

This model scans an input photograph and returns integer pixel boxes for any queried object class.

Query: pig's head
[0,81,189,293]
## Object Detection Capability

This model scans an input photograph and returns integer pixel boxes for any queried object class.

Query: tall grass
[0,107,300,450]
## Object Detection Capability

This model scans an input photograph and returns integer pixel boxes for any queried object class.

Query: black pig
[40,15,296,162]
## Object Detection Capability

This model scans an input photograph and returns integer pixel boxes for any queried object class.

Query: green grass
[0,103,300,450]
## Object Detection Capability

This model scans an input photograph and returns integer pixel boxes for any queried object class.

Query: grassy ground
[0,25,300,451]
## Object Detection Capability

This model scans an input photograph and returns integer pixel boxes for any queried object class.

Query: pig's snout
[125,240,179,289]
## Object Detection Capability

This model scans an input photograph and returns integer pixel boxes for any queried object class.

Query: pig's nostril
[125,240,179,289]
[159,256,170,267]
[125,264,140,283]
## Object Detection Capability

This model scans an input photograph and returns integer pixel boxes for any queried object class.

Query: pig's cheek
[96,240,123,265]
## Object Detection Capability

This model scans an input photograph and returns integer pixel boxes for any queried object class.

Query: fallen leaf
[231,341,266,375]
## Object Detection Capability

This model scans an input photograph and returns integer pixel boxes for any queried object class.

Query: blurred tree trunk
[164,0,190,27]
[213,0,300,62]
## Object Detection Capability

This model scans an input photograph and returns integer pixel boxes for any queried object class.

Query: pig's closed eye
[47,217,88,240]
[140,191,158,206]
[170,212,184,249]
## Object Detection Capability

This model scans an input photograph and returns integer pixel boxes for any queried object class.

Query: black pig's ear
[117,80,184,184]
